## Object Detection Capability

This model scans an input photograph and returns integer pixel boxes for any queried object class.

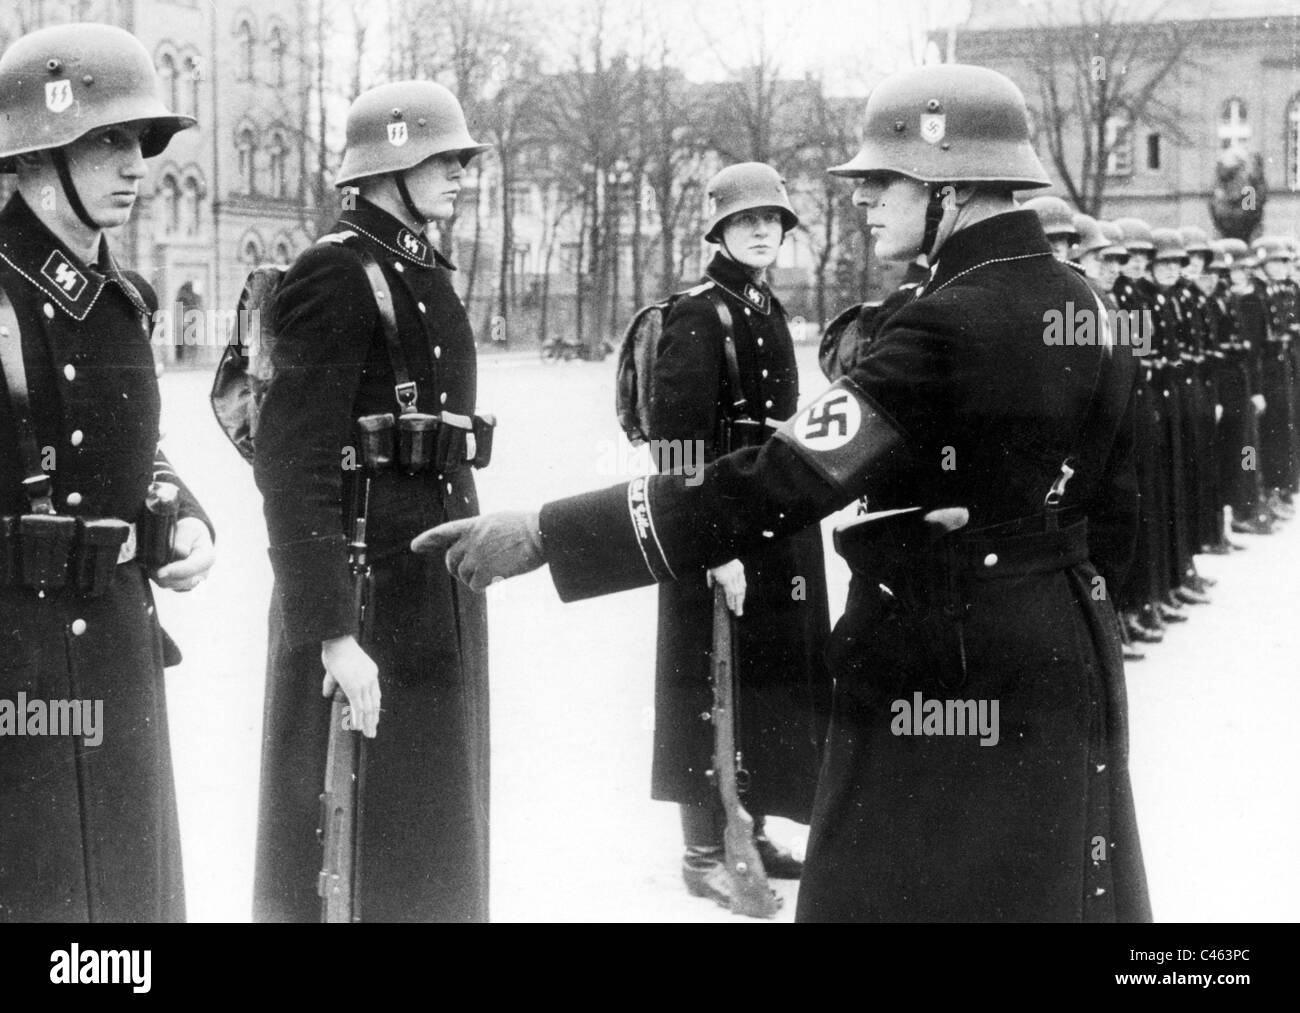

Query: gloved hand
[707,559,746,616]
[410,510,544,591]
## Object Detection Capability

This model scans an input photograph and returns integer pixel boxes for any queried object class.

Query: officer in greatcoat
[415,64,1152,923]
[645,162,831,905]
[0,23,215,921]
[252,81,492,922]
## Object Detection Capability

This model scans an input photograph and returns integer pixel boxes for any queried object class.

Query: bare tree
[1018,0,1208,215]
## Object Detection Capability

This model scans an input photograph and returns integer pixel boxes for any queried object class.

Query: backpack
[614,281,744,447]
[209,232,398,463]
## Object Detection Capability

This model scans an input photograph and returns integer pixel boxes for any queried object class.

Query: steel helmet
[1096,221,1130,260]
[1114,217,1155,254]
[703,162,798,243]
[828,64,1050,189]
[0,22,194,171]
[1209,238,1249,271]
[1075,214,1125,258]
[335,81,490,187]
[1150,228,1188,263]
[1252,235,1294,262]
[1024,195,1078,238]
[1178,225,1211,256]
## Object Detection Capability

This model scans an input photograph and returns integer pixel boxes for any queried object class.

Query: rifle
[708,583,781,918]
[318,413,393,923]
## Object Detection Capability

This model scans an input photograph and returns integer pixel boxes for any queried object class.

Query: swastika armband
[773,377,906,494]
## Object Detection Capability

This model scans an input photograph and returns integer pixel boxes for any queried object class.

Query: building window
[183,176,202,234]
[1146,133,1161,171]
[236,19,254,81]
[240,236,263,264]
[268,25,287,88]
[273,238,292,265]
[1219,97,1251,152]
[158,53,178,112]
[1105,107,1133,178]
[159,174,180,234]
[183,55,201,118]
[1288,96,1300,191]
[237,128,257,194]
[268,133,288,199]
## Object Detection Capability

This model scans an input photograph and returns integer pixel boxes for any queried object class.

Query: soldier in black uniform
[415,64,1150,923]
[1252,237,1298,523]
[0,24,214,921]
[1207,239,1272,536]
[252,81,492,922]
[645,162,830,905]
[1022,195,1077,263]
[1112,218,1184,639]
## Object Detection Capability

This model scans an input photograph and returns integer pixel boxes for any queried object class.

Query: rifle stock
[317,459,379,923]
[710,584,781,919]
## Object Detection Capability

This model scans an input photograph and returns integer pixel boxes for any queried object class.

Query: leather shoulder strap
[702,286,748,418]
[320,233,413,414]
[0,286,55,513]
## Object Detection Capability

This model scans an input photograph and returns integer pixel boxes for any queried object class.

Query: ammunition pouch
[138,482,181,571]
[360,410,497,475]
[720,415,766,453]
[1,514,134,597]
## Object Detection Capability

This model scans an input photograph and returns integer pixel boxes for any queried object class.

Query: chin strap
[392,171,427,225]
[922,184,950,261]
[52,148,102,231]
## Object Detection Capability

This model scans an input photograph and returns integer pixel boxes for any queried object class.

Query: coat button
[70,430,84,447]
[744,307,751,316]
[440,392,448,404]
[757,338,763,347]
[418,301,427,313]
[434,346,441,358]
[394,262,405,272]
[70,619,87,636]
[765,399,773,409]
[64,363,77,381]
[983,553,998,567]
[446,482,453,494]
[761,369,769,378]
[43,302,55,319]
[66,492,83,508]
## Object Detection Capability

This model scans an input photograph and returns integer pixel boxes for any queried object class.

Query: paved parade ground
[155,344,1300,923]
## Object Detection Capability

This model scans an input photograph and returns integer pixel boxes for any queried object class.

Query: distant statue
[1209,147,1267,242]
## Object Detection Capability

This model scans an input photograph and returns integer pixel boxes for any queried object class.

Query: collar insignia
[41,250,89,302]
[397,228,429,262]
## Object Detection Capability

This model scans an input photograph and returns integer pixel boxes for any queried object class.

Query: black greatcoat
[646,253,831,821]
[537,211,1150,922]
[252,199,489,923]
[0,194,210,921]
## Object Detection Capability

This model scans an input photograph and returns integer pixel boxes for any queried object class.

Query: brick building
[951,0,1300,236]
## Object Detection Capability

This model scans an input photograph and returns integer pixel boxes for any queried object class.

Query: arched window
[240,235,264,264]
[183,55,201,118]
[236,19,254,81]
[1220,97,1251,152]
[268,132,288,199]
[236,128,257,194]
[273,237,292,265]
[158,53,178,113]
[268,25,287,88]
[1105,107,1133,178]
[159,174,180,234]
[183,176,202,234]
[1285,95,1300,191]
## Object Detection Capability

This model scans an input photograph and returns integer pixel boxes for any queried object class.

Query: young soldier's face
[1098,255,1125,291]
[1152,258,1183,288]
[852,173,930,262]
[719,209,783,270]
[1048,236,1072,262]
[1263,258,1290,282]
[1228,266,1250,288]
[405,152,465,222]
[55,122,148,231]
[1122,251,1149,279]
[1183,253,1206,281]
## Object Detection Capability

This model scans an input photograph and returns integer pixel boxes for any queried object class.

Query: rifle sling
[702,287,751,420]
[351,246,412,414]
[0,286,55,515]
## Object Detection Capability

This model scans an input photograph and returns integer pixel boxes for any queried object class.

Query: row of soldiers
[1025,196,1300,658]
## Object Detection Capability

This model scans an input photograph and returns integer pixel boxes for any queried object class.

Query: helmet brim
[0,112,196,172]
[704,205,799,244]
